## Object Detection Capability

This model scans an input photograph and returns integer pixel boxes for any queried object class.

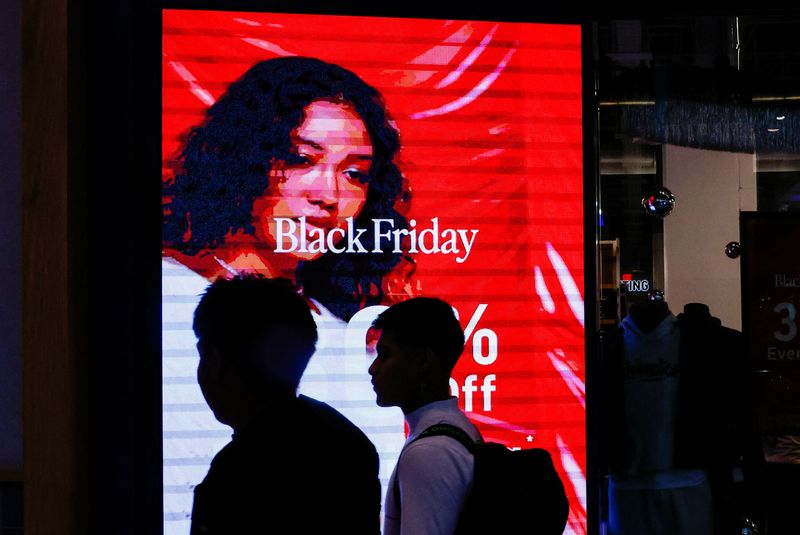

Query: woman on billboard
[162,57,414,529]
[163,56,414,322]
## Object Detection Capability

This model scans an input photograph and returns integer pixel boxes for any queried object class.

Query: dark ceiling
[597,15,800,154]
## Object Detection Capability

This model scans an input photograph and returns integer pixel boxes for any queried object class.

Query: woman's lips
[301,216,336,233]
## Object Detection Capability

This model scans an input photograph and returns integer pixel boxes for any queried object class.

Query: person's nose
[307,164,338,212]
[368,358,379,377]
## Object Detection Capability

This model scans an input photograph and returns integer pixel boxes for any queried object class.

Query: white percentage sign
[463,303,498,366]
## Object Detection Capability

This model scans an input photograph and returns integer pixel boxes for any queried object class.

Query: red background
[163,10,586,532]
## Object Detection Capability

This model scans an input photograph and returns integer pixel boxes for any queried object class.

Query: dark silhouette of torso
[190,394,380,535]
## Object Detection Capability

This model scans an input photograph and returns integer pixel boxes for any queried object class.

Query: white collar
[406,397,461,437]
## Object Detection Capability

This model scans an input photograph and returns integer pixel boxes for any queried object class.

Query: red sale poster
[161,10,585,534]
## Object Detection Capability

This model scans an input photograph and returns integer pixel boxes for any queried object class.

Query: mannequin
[627,299,671,335]
[603,296,721,535]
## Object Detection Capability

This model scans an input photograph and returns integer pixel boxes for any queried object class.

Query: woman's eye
[344,169,368,183]
[296,154,314,166]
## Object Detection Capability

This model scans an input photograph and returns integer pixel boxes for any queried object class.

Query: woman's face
[252,99,373,261]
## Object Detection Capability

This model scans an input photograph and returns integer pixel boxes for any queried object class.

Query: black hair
[164,56,408,321]
[372,297,465,372]
[193,275,318,389]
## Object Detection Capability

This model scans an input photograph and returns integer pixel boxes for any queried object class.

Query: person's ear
[420,347,439,375]
[197,340,224,384]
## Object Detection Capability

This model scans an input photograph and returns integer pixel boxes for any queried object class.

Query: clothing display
[608,470,712,535]
[619,312,682,476]
[603,302,746,535]
[384,397,482,535]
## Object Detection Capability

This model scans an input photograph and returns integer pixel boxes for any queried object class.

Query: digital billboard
[162,9,586,534]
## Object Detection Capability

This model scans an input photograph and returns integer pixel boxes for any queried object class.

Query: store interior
[596,13,799,535]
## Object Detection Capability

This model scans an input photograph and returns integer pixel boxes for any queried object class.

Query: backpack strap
[392,423,478,514]
[411,423,478,452]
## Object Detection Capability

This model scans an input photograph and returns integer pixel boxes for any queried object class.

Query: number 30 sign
[741,213,800,368]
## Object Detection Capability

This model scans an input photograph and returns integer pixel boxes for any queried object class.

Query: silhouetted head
[368,297,464,414]
[193,275,317,425]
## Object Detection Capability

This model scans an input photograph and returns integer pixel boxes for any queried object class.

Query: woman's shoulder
[307,298,346,325]
[162,255,209,295]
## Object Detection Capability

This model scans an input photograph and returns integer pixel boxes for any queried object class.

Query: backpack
[400,423,570,535]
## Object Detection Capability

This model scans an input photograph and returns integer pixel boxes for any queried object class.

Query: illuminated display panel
[162,9,585,534]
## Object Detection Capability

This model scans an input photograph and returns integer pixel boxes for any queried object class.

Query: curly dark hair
[163,56,408,321]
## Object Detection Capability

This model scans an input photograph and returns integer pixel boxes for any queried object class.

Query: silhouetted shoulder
[296,395,381,534]
[298,394,376,447]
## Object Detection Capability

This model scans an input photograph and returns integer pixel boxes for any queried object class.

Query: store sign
[741,213,800,368]
[620,279,650,292]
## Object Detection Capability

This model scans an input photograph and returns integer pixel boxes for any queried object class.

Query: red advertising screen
[162,9,585,534]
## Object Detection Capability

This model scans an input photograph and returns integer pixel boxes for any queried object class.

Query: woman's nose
[307,165,338,210]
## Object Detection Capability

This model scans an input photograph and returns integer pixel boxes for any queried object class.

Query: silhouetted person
[368,297,481,535]
[190,275,380,534]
